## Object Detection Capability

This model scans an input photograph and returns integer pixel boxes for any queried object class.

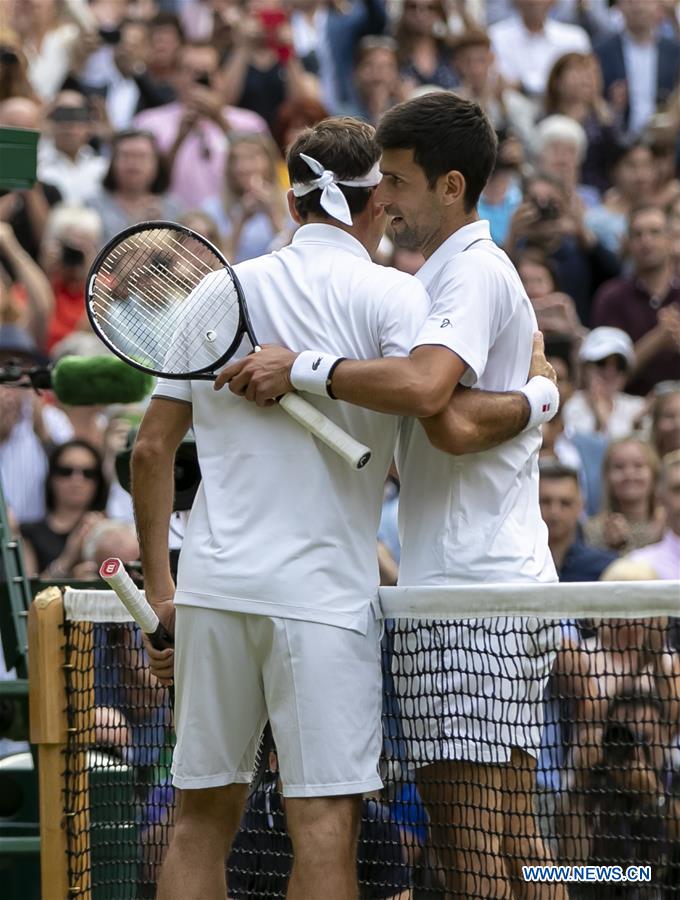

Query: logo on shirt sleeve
[440,318,451,328]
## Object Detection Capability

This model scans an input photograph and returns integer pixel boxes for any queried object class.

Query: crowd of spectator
[0,0,679,893]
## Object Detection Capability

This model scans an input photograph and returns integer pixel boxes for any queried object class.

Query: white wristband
[520,376,560,430]
[290,350,343,398]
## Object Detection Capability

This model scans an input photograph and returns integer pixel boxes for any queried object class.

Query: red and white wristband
[520,376,560,430]
[290,350,344,399]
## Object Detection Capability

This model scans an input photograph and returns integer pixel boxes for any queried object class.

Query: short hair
[538,460,580,485]
[149,11,184,40]
[355,35,398,64]
[287,117,380,221]
[627,203,668,232]
[45,440,108,513]
[102,129,170,195]
[533,114,587,163]
[376,93,497,211]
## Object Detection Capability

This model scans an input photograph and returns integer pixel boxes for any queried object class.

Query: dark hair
[544,52,591,115]
[376,93,497,211]
[287,117,380,222]
[102,129,170,194]
[544,333,576,380]
[149,12,184,41]
[46,440,108,513]
[538,460,580,485]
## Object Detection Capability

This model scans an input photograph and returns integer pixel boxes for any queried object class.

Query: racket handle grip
[279,392,371,469]
[100,557,165,639]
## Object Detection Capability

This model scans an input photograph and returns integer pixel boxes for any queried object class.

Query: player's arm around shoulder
[419,333,559,455]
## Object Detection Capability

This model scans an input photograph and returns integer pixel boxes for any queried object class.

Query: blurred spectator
[75,517,140,578]
[515,248,584,339]
[645,116,680,210]
[544,51,619,195]
[584,141,655,255]
[141,12,184,107]
[477,140,524,246]
[591,204,680,396]
[562,327,646,439]
[11,0,94,101]
[394,0,458,92]
[344,36,403,125]
[20,439,108,577]
[41,205,102,352]
[488,0,590,99]
[0,334,74,525]
[594,0,680,138]
[0,25,38,102]
[177,209,223,247]
[538,461,617,581]
[0,220,55,350]
[135,40,268,207]
[583,438,663,554]
[271,95,330,165]
[38,90,108,206]
[220,4,320,129]
[532,114,599,208]
[667,186,680,277]
[451,29,537,151]
[652,383,680,460]
[506,172,620,325]
[628,448,680,580]
[289,0,388,113]
[89,129,182,243]
[202,132,291,262]
[0,98,63,261]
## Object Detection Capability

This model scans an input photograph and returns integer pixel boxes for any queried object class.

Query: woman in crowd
[20,438,108,577]
[584,438,663,553]
[89,129,183,244]
[515,247,584,339]
[202,132,291,263]
[393,0,458,92]
[543,52,618,195]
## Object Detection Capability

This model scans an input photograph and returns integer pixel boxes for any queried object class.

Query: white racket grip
[99,558,159,634]
[278,392,371,469]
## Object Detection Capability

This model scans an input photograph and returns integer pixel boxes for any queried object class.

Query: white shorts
[390,616,561,766]
[171,604,384,798]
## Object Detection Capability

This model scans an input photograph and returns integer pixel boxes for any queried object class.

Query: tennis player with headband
[217,95,565,900]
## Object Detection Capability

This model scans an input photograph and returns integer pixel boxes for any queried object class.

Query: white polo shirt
[397,220,557,587]
[154,224,430,633]
[489,14,590,96]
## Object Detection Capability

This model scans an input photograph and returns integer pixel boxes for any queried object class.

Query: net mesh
[89,226,240,374]
[59,588,680,899]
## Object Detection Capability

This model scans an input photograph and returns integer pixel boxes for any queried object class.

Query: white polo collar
[416,219,492,288]
[291,223,371,260]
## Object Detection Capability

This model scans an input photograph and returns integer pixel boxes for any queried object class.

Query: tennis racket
[86,221,371,470]
[99,556,275,795]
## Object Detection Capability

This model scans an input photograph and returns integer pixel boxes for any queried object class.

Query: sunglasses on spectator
[53,465,99,480]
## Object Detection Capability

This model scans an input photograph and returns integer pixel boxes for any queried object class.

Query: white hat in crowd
[578,327,635,368]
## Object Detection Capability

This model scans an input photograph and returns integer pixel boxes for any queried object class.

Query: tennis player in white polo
[219,95,566,900]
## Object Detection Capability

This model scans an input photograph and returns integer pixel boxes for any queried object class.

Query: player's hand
[142,597,175,685]
[527,332,557,384]
[214,345,298,406]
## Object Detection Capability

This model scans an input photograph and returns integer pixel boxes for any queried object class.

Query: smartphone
[256,8,292,65]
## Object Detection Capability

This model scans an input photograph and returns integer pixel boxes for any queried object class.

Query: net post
[28,586,69,900]
[65,615,95,900]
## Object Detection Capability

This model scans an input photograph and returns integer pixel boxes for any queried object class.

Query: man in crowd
[538,461,618,582]
[591,204,680,396]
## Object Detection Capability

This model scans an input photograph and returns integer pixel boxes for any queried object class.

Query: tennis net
[29,581,680,899]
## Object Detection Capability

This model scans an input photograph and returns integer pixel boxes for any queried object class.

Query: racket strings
[90,228,242,374]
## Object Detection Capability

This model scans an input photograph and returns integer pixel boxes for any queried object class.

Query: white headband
[291,153,382,226]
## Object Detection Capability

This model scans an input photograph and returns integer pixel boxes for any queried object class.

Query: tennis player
[132,116,545,900]
[217,95,565,899]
